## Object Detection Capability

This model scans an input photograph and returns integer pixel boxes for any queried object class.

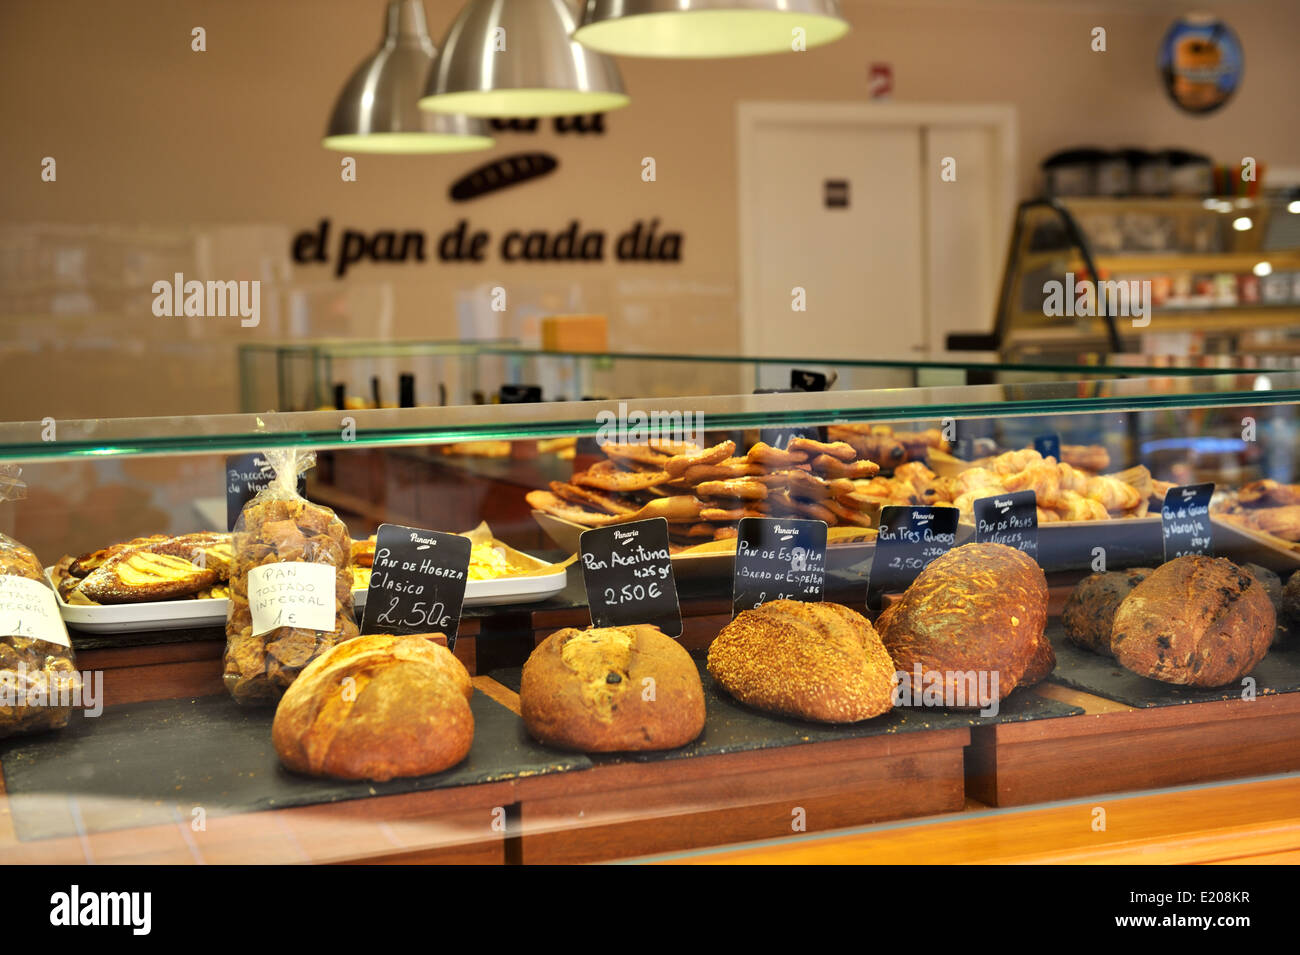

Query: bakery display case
[979,195,1300,360]
[236,338,1294,415]
[2,368,1300,865]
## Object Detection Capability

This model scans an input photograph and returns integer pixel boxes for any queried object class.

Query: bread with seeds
[707,600,895,723]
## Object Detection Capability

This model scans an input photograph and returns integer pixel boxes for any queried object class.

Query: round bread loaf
[1282,572,1300,630]
[272,633,473,781]
[1244,563,1283,621]
[1111,555,1274,687]
[876,542,1050,703]
[707,600,895,723]
[1062,568,1154,656]
[521,625,704,752]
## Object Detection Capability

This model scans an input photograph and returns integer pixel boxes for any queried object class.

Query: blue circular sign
[1158,16,1243,115]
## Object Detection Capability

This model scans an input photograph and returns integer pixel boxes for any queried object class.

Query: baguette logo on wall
[450,152,559,201]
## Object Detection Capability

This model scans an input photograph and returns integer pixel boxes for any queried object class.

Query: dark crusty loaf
[521,625,704,752]
[1062,568,1154,656]
[876,542,1050,703]
[1111,555,1274,687]
[1282,572,1300,630]
[272,633,472,781]
[707,600,895,723]
[1244,563,1282,621]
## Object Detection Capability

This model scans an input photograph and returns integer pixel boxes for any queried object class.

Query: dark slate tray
[1046,620,1300,708]
[0,692,588,842]
[489,652,1083,765]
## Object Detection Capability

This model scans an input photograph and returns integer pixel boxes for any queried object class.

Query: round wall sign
[1159,15,1243,115]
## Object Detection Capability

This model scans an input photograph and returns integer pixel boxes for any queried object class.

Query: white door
[741,119,925,359]
[738,103,1017,361]
[924,124,1003,352]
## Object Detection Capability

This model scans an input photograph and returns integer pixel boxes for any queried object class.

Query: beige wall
[1,0,1298,419]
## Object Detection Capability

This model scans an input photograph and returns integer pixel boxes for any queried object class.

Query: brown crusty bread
[876,542,1050,703]
[706,600,895,723]
[272,633,473,781]
[1062,568,1154,656]
[521,625,704,752]
[1111,555,1274,687]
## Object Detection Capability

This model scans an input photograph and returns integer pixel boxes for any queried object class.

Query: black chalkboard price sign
[732,517,828,616]
[1033,433,1062,461]
[867,505,960,609]
[974,490,1039,559]
[225,453,307,531]
[1162,483,1215,561]
[360,523,472,649]
[580,518,682,637]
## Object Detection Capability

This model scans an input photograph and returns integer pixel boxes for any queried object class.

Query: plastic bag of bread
[0,465,81,737]
[223,449,358,704]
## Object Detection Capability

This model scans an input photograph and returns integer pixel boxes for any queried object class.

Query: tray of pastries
[526,434,1156,577]
[526,436,887,578]
[48,523,568,633]
[1211,480,1300,572]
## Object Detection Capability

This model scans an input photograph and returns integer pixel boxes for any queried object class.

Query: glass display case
[973,195,1300,361]
[2,370,1299,865]
[236,339,1299,415]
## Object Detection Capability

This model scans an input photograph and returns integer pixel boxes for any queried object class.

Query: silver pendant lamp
[324,0,494,153]
[419,0,629,118]
[574,0,850,58]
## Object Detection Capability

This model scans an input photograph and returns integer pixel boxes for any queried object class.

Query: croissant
[1000,461,1061,505]
[1085,475,1141,512]
[1057,462,1093,493]
[1058,490,1110,522]
[989,449,1044,475]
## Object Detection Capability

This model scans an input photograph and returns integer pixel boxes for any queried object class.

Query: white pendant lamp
[419,0,629,118]
[574,0,850,58]
[324,0,494,153]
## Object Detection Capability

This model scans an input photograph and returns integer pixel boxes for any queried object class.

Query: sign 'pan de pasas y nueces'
[292,218,683,277]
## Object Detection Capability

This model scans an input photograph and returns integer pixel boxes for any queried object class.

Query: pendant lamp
[574,0,850,59]
[420,0,629,118]
[324,0,494,153]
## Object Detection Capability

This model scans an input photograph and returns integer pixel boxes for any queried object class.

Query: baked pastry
[224,494,359,705]
[0,533,81,738]
[62,533,233,604]
[707,600,895,723]
[1062,568,1154,656]
[272,633,472,781]
[1111,556,1274,687]
[521,625,704,751]
[876,542,1050,703]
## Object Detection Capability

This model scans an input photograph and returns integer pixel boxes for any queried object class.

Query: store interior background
[3,0,1299,424]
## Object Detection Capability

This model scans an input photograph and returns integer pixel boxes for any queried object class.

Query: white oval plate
[46,565,569,634]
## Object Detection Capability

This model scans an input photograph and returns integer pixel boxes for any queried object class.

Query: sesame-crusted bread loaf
[706,600,895,723]
[876,542,1050,703]
[521,625,705,752]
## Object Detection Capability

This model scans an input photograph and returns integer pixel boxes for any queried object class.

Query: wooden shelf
[646,774,1300,864]
[1072,252,1300,273]
[968,687,1300,808]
